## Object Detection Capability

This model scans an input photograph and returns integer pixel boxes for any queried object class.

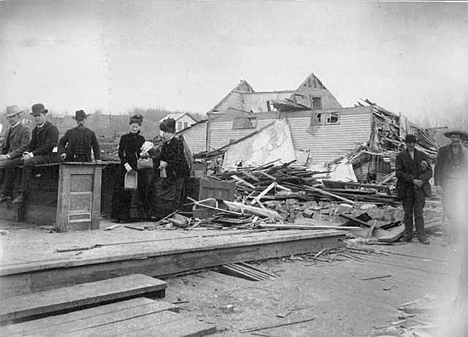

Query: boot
[418,236,430,245]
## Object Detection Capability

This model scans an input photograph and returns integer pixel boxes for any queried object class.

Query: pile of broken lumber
[211,160,397,207]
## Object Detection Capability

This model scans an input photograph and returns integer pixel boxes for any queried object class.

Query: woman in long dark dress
[149,118,190,220]
[111,114,150,223]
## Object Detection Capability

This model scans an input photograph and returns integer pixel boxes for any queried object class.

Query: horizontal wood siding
[209,119,275,151]
[179,122,207,154]
[287,109,372,164]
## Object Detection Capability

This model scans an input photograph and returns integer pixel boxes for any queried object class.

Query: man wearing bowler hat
[0,106,30,189]
[395,134,433,244]
[58,110,101,163]
[0,103,59,204]
[434,129,468,244]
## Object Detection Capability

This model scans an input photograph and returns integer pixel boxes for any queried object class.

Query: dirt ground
[163,234,462,337]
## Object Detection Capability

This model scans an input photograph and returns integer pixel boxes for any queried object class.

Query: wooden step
[0,274,167,326]
[2,297,215,337]
[1,297,179,336]
[65,310,216,337]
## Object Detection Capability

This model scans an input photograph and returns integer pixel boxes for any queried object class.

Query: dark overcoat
[29,121,59,162]
[395,148,432,199]
[58,126,101,162]
[159,137,190,179]
[1,123,30,160]
[434,145,467,188]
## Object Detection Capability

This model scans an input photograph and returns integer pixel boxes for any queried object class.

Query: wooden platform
[0,221,345,299]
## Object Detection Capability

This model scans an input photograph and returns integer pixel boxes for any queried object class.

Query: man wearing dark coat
[0,103,59,204]
[0,105,30,189]
[434,130,468,243]
[395,134,432,244]
[58,110,101,163]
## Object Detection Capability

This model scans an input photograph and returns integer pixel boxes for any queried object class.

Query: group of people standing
[110,115,191,223]
[0,104,190,224]
[396,130,468,245]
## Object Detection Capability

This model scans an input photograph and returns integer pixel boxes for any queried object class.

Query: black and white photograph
[0,0,467,336]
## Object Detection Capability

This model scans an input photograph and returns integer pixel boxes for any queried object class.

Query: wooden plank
[257,170,277,181]
[65,310,185,337]
[219,264,262,281]
[5,300,178,336]
[305,185,355,204]
[377,224,405,243]
[1,297,168,335]
[125,317,217,337]
[231,175,256,189]
[1,297,154,334]
[187,197,243,216]
[56,164,71,232]
[227,263,270,280]
[339,214,371,228]
[250,182,276,205]
[223,200,283,220]
[238,262,277,278]
[0,274,167,325]
[259,224,361,230]
[91,165,102,230]
[240,170,261,183]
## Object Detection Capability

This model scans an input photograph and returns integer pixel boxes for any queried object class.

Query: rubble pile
[348,99,439,184]
[172,161,442,243]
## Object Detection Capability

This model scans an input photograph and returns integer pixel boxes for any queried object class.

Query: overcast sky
[1,0,467,123]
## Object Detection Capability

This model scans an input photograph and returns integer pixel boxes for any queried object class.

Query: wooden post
[55,163,103,232]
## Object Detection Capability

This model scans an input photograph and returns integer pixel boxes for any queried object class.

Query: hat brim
[443,130,468,138]
[6,112,21,117]
[30,109,48,116]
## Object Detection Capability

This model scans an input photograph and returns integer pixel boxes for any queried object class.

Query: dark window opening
[232,117,258,129]
[326,112,339,124]
[312,97,322,110]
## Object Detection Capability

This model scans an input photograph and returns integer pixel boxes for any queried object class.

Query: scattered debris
[218,262,276,282]
[55,245,98,253]
[239,317,316,333]
[104,224,120,231]
[361,274,392,281]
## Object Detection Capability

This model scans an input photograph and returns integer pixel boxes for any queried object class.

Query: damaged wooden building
[179,73,438,182]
